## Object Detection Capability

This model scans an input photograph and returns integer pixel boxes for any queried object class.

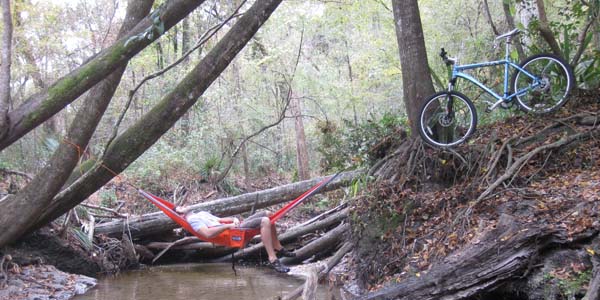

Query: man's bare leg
[270,224,283,250]
[260,217,278,262]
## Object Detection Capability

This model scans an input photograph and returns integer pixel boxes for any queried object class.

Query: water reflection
[75,263,332,300]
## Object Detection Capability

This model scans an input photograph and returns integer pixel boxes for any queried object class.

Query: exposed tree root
[476,126,598,202]
[353,106,600,298]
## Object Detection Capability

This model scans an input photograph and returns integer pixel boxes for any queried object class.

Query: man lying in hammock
[175,206,296,273]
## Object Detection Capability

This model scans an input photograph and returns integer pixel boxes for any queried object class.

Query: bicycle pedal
[499,102,512,109]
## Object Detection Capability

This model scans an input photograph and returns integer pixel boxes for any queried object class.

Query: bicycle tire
[511,54,574,114]
[418,91,477,148]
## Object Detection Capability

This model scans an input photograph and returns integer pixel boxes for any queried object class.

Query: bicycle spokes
[514,55,572,114]
[419,92,476,147]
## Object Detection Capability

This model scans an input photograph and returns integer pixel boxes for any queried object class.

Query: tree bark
[534,0,562,57]
[290,94,310,180]
[0,0,208,151]
[502,1,525,60]
[93,172,358,239]
[27,0,285,235]
[482,0,499,36]
[281,223,349,265]
[391,0,435,136]
[356,215,598,300]
[0,0,13,141]
[0,0,154,248]
[179,16,192,137]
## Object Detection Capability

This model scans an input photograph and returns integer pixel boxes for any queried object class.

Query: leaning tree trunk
[0,0,208,151]
[0,0,154,248]
[391,0,435,136]
[27,0,286,237]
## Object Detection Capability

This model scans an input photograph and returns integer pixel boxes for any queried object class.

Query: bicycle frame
[448,37,541,111]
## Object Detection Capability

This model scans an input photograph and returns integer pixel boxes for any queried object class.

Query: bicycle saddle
[495,28,520,40]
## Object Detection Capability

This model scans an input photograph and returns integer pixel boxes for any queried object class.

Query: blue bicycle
[418,29,574,147]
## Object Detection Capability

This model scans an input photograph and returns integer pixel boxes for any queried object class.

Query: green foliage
[522,0,600,89]
[70,228,93,252]
[317,113,407,172]
[200,156,221,179]
[575,55,600,89]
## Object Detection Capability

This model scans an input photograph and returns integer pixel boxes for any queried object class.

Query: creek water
[74,263,333,300]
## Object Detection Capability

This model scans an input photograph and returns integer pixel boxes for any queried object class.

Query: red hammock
[140,174,339,248]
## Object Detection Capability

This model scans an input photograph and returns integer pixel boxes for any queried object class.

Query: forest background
[0,0,598,236]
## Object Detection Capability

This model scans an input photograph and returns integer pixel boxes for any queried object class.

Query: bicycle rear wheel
[418,91,477,148]
[512,54,573,114]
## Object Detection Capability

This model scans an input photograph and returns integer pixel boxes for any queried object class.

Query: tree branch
[0,0,208,151]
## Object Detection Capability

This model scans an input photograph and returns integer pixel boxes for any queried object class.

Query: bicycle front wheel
[512,54,574,114]
[418,91,477,148]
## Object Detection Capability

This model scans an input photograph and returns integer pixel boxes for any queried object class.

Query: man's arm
[218,217,240,226]
[197,223,236,238]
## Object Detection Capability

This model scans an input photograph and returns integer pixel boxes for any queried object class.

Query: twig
[79,203,127,218]
[476,129,593,203]
[88,213,127,219]
[0,255,9,288]
[151,236,201,263]
[0,168,32,180]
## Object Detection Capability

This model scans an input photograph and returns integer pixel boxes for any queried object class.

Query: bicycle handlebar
[439,48,455,66]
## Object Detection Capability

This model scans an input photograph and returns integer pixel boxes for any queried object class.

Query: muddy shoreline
[1,228,107,300]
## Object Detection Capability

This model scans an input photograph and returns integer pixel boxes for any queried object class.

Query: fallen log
[216,208,349,261]
[281,223,349,265]
[356,214,599,300]
[95,170,361,239]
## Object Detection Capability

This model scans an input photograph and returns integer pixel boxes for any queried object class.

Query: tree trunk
[290,94,310,180]
[482,0,499,36]
[0,0,208,151]
[0,0,13,141]
[179,17,192,137]
[26,0,285,236]
[94,171,359,239]
[0,0,154,248]
[534,0,562,57]
[391,0,435,136]
[502,1,525,60]
[516,0,538,47]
